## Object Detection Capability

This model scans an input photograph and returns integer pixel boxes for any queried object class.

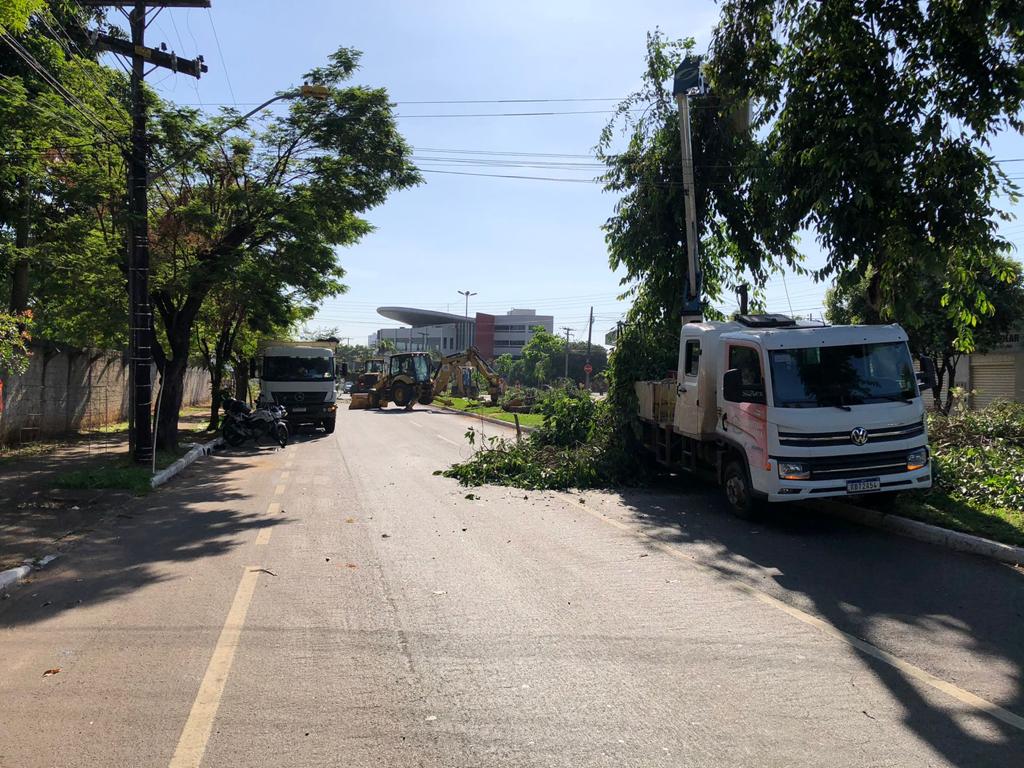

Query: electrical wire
[205,7,236,106]
[0,34,124,144]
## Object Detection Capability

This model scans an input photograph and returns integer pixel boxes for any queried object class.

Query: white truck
[636,314,935,516]
[257,341,340,434]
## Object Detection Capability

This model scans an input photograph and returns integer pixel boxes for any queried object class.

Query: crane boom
[674,58,704,321]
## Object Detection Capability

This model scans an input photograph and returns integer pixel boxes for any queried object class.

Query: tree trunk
[155,356,187,452]
[207,367,223,432]
[234,361,250,402]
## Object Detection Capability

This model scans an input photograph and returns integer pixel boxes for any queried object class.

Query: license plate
[290,406,306,412]
[847,478,880,493]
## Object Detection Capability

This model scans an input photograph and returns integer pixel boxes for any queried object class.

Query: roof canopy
[377,306,474,327]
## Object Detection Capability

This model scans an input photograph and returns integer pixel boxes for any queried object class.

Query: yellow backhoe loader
[433,347,504,405]
[349,352,434,410]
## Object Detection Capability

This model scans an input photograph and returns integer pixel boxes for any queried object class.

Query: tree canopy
[708,0,1024,350]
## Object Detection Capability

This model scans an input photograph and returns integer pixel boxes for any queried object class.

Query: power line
[205,6,235,106]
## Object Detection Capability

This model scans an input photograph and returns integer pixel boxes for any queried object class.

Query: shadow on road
[0,449,287,629]
[616,478,1024,766]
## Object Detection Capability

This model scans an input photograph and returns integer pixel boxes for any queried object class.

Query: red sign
[583,363,593,375]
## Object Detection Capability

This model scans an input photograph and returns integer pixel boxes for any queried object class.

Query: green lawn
[56,447,195,495]
[890,491,1024,548]
[432,397,545,428]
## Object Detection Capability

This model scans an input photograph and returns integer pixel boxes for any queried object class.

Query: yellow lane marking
[572,499,1024,733]
[436,434,458,446]
[254,527,272,547]
[273,484,286,497]
[266,502,280,515]
[168,566,262,768]
[279,471,290,482]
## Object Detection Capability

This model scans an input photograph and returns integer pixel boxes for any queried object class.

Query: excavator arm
[433,347,504,404]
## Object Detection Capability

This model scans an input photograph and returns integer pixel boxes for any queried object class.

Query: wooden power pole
[585,306,593,390]
[84,1,208,463]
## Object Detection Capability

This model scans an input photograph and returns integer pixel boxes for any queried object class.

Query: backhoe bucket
[349,393,372,410]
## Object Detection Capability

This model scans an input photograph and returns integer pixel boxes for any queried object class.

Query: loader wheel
[392,382,411,408]
[418,393,434,406]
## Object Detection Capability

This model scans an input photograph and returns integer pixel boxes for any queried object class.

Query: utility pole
[560,326,573,380]
[585,306,594,390]
[418,330,429,351]
[673,58,706,324]
[458,290,477,317]
[84,1,208,464]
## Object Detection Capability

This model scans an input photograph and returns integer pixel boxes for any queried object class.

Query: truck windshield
[768,341,917,408]
[263,356,335,382]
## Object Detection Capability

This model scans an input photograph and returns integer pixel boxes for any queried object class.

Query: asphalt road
[1,403,1022,767]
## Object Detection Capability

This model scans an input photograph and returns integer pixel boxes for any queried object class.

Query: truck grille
[778,421,923,447]
[774,450,911,480]
[272,391,327,406]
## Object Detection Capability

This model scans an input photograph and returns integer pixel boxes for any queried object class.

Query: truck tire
[392,382,411,408]
[723,460,759,519]
[322,417,336,434]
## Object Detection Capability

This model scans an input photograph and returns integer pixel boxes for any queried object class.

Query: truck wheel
[723,460,759,519]
[392,382,411,408]
[322,417,336,434]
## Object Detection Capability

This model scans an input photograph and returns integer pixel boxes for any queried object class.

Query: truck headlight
[907,448,928,471]
[778,461,810,481]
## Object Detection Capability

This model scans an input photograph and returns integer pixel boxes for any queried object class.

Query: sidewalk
[0,408,211,570]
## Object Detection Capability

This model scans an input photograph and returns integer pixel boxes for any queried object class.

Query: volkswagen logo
[294,392,305,402]
[851,427,869,446]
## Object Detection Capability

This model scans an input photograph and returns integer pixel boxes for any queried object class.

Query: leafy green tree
[147,48,420,448]
[520,327,565,385]
[492,353,525,384]
[598,32,782,420]
[825,256,1024,413]
[0,2,128,345]
[708,0,1024,350]
[0,0,45,34]
[0,311,31,375]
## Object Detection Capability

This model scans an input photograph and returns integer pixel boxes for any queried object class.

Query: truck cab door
[675,336,703,437]
[719,343,769,474]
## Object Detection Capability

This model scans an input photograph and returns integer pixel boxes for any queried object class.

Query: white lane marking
[168,566,262,768]
[409,420,424,428]
[572,500,1024,733]
[436,434,459,446]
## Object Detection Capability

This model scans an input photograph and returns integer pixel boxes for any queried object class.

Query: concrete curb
[151,436,224,489]
[820,500,1024,567]
[0,554,60,594]
[426,404,537,433]
[0,564,32,593]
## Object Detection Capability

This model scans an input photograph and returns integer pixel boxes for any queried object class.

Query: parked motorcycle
[221,397,289,448]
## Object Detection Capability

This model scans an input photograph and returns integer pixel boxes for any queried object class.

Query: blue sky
[140,0,1024,346]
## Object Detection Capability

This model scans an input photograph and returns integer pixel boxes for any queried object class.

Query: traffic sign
[583,363,593,375]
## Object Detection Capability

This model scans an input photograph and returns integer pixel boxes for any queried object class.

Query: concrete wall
[0,345,211,444]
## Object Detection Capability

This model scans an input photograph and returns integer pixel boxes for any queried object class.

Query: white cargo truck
[639,60,936,515]
[257,341,339,434]
[636,314,935,515]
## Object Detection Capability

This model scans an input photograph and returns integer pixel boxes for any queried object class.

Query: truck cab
[258,342,339,434]
[639,315,932,514]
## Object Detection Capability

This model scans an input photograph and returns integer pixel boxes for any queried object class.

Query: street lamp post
[457,290,477,318]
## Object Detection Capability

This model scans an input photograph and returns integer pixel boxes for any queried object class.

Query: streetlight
[458,290,477,318]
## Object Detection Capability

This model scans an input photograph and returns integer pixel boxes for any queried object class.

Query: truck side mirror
[340,362,349,378]
[917,356,937,393]
[248,358,256,378]
[723,368,743,403]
